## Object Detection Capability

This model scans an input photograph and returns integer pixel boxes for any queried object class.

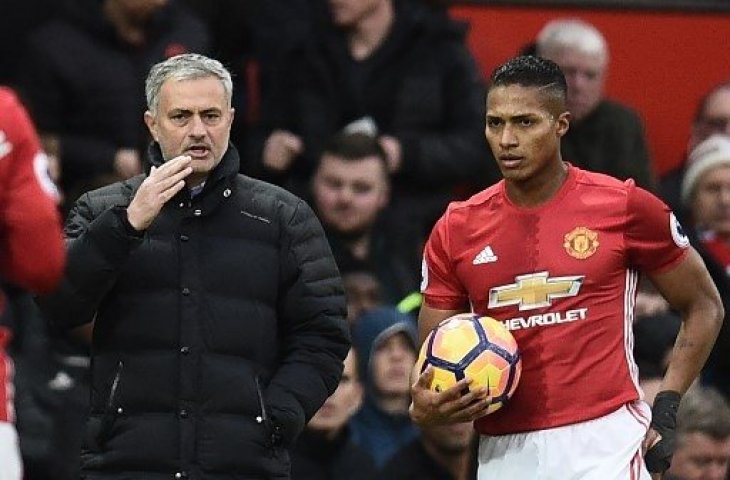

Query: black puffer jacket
[39,144,350,480]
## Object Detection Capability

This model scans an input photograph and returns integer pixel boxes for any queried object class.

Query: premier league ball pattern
[418,313,522,415]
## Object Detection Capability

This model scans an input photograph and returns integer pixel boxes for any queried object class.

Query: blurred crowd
[1,0,729,479]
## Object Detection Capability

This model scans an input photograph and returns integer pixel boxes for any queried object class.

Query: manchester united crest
[563,227,599,259]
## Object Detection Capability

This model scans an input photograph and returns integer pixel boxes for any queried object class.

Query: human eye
[203,111,222,125]
[169,112,189,125]
[352,182,373,195]
[486,117,502,128]
[519,117,534,127]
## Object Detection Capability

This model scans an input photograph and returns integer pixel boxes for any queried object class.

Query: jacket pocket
[254,375,283,457]
[95,360,124,447]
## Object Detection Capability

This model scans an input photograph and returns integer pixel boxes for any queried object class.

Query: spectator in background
[680,134,730,400]
[290,348,377,480]
[343,268,383,325]
[535,18,655,190]
[0,87,65,480]
[681,134,730,272]
[633,312,682,405]
[351,306,420,468]
[255,0,494,252]
[661,81,730,214]
[665,386,730,480]
[380,421,478,480]
[37,53,350,479]
[0,0,60,83]
[312,132,421,305]
[16,0,210,211]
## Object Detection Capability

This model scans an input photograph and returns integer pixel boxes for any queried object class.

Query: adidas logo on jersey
[473,245,498,265]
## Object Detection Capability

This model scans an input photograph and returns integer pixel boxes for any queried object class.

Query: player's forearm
[661,306,723,394]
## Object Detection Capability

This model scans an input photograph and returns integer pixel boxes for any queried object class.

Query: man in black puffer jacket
[38,53,350,480]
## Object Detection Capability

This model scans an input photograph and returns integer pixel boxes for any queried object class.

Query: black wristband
[645,390,681,473]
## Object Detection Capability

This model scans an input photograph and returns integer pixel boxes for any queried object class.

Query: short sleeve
[626,184,689,273]
[421,209,469,310]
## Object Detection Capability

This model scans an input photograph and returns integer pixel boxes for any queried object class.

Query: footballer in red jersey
[0,86,64,479]
[409,57,723,480]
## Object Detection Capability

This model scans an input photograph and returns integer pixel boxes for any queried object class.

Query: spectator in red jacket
[0,86,65,480]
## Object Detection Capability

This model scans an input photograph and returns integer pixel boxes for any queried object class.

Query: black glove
[645,390,682,473]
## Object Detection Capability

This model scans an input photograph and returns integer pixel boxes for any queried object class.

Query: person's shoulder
[449,182,503,214]
[238,174,303,205]
[573,166,636,196]
[0,86,20,109]
[0,87,24,125]
[79,176,143,209]
[164,2,209,35]
[403,0,467,41]
[596,99,643,123]
[433,182,503,231]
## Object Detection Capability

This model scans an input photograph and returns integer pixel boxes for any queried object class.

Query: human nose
[188,114,207,138]
[499,125,518,148]
[336,186,355,204]
[706,462,727,480]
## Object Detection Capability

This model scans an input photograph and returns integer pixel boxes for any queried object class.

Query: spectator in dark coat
[254,0,494,245]
[291,348,377,480]
[536,18,655,191]
[660,81,730,214]
[311,131,421,305]
[37,54,350,479]
[16,0,210,209]
[379,422,478,480]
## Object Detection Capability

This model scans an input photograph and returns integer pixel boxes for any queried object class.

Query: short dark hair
[489,55,568,106]
[321,131,389,172]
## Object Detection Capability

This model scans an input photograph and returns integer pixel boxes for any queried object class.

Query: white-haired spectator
[535,18,655,190]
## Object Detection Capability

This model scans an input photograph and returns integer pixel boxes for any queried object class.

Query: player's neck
[506,160,568,208]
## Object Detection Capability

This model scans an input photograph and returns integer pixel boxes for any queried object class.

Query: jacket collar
[145,142,241,191]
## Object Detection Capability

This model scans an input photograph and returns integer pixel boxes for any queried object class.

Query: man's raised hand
[127,155,193,231]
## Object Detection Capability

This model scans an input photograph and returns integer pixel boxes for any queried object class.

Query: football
[417,313,522,414]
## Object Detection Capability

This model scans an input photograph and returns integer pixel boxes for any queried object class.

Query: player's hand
[262,130,303,172]
[409,365,492,427]
[126,155,192,231]
[644,391,681,477]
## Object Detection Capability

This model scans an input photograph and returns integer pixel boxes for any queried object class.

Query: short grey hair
[676,386,730,442]
[145,53,233,117]
[536,19,608,66]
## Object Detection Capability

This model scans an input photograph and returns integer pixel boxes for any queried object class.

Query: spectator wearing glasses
[660,81,730,214]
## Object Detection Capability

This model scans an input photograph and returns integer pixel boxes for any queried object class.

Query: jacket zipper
[98,360,124,446]
[254,375,277,457]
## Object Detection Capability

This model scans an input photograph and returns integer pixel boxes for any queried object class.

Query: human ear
[144,111,159,142]
[556,111,571,138]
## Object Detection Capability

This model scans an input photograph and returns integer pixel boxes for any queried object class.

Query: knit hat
[681,134,730,206]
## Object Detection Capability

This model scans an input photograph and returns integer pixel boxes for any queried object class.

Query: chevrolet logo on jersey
[488,271,585,311]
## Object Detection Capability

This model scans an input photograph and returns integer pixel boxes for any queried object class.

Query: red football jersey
[422,165,689,435]
[0,87,65,422]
